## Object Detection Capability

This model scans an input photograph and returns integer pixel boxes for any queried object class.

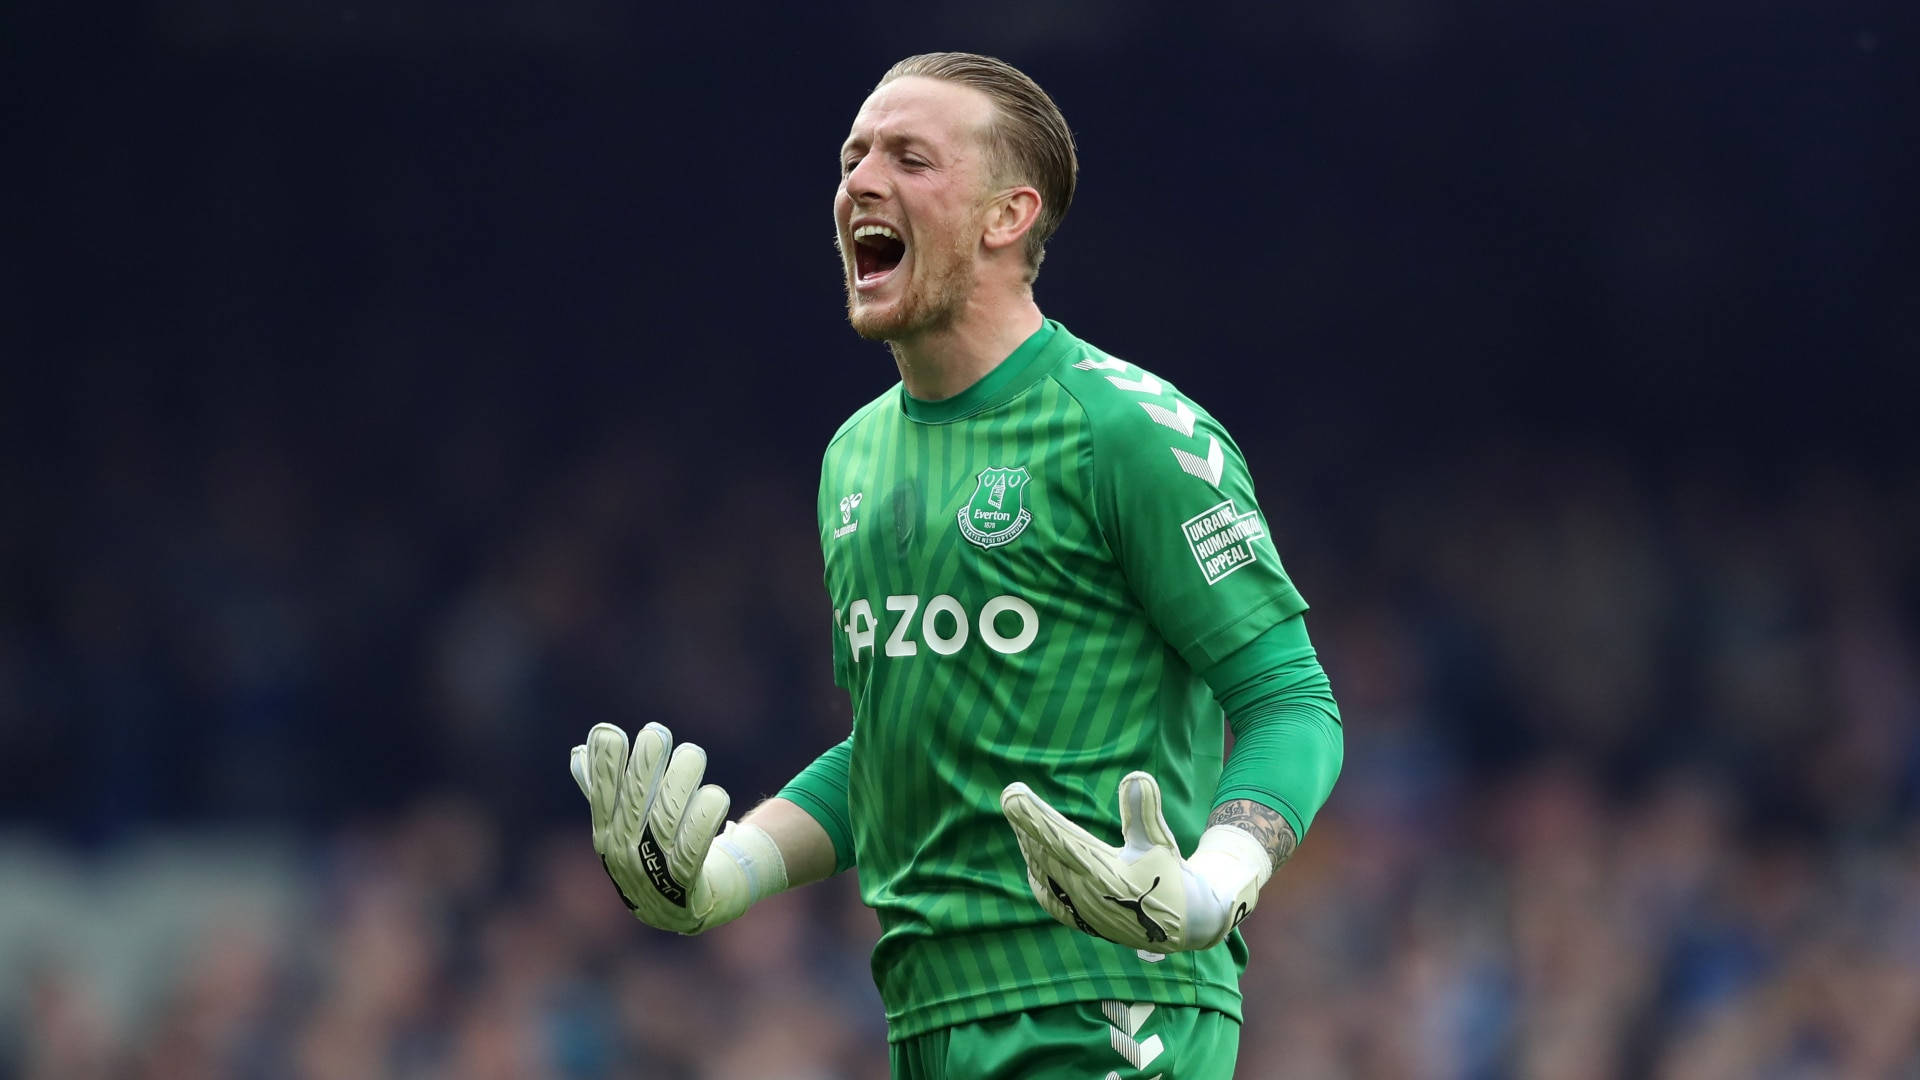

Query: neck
[891,291,1045,402]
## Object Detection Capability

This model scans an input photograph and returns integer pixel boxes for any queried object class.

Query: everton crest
[959,466,1034,549]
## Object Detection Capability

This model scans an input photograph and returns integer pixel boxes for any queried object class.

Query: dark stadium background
[4,2,1917,1076]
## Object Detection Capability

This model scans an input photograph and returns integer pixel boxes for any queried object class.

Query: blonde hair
[879,52,1078,280]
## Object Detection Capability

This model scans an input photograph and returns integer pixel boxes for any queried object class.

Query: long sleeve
[775,735,858,874]
[1203,614,1344,841]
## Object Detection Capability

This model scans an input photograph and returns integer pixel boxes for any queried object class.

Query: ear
[981,185,1043,258]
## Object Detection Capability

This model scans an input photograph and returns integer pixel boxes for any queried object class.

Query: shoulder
[823,384,900,455]
[1045,332,1230,454]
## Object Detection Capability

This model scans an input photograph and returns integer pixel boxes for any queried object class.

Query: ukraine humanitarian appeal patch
[959,466,1033,549]
[1183,499,1266,584]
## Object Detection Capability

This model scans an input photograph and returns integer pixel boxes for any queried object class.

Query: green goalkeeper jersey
[796,319,1307,1040]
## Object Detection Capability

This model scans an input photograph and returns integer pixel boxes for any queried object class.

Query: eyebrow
[841,131,936,158]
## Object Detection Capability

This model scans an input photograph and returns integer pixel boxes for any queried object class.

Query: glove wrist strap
[1194,824,1274,891]
[713,820,790,905]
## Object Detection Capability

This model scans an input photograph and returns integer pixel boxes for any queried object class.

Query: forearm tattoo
[1208,799,1297,869]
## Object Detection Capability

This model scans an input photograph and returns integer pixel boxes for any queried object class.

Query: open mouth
[853,223,906,285]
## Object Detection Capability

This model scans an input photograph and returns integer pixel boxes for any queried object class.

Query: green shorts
[889,1000,1240,1080]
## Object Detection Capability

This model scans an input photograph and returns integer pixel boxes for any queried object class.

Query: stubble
[842,222,979,343]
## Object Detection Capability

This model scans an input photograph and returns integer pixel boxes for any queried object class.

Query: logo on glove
[1046,875,1170,945]
[1047,876,1102,938]
[638,824,690,907]
[1104,877,1169,944]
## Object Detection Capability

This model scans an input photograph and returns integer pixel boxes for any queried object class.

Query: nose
[843,154,885,203]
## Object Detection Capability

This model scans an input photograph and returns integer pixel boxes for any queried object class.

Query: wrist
[1192,824,1273,896]
[695,820,790,932]
[715,820,790,903]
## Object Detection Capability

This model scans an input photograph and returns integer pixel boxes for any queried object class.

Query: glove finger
[670,783,730,886]
[1000,788,1063,854]
[1029,848,1123,942]
[615,723,673,856]
[1029,856,1073,922]
[648,742,708,854]
[1003,785,1132,901]
[585,723,634,847]
[1000,788,1079,912]
[1005,804,1050,885]
[1021,858,1049,906]
[569,745,589,800]
[1001,783,1112,855]
[1117,771,1179,854]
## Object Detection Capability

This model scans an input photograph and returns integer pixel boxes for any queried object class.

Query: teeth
[853,224,901,243]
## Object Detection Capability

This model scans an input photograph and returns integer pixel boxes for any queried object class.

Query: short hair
[879,52,1078,280]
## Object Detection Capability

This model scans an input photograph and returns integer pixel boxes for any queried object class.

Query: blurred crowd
[4,426,1917,1077]
[8,759,1918,1079]
[7,0,1914,1074]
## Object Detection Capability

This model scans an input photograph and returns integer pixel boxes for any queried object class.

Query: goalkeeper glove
[570,722,787,934]
[1000,771,1272,953]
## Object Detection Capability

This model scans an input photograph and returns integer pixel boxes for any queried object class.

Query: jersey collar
[899,319,1071,424]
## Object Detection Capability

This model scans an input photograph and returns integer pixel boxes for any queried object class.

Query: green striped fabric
[807,320,1306,1041]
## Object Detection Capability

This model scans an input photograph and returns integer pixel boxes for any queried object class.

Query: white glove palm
[570,722,784,935]
[1001,771,1272,953]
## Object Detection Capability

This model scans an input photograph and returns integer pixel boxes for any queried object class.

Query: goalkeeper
[572,52,1342,1080]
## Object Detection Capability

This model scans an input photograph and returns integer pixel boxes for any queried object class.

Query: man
[572,53,1343,1079]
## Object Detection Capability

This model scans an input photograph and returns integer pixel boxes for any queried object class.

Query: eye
[902,156,929,170]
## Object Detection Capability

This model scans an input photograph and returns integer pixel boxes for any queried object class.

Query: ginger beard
[838,203,985,343]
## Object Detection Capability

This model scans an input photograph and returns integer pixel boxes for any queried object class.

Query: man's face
[835,76,999,342]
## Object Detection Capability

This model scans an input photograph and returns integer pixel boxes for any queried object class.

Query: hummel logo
[1139,398,1197,437]
[1171,437,1225,487]
[1104,876,1169,944]
[834,492,864,539]
[1072,354,1163,396]
[1105,370,1163,396]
